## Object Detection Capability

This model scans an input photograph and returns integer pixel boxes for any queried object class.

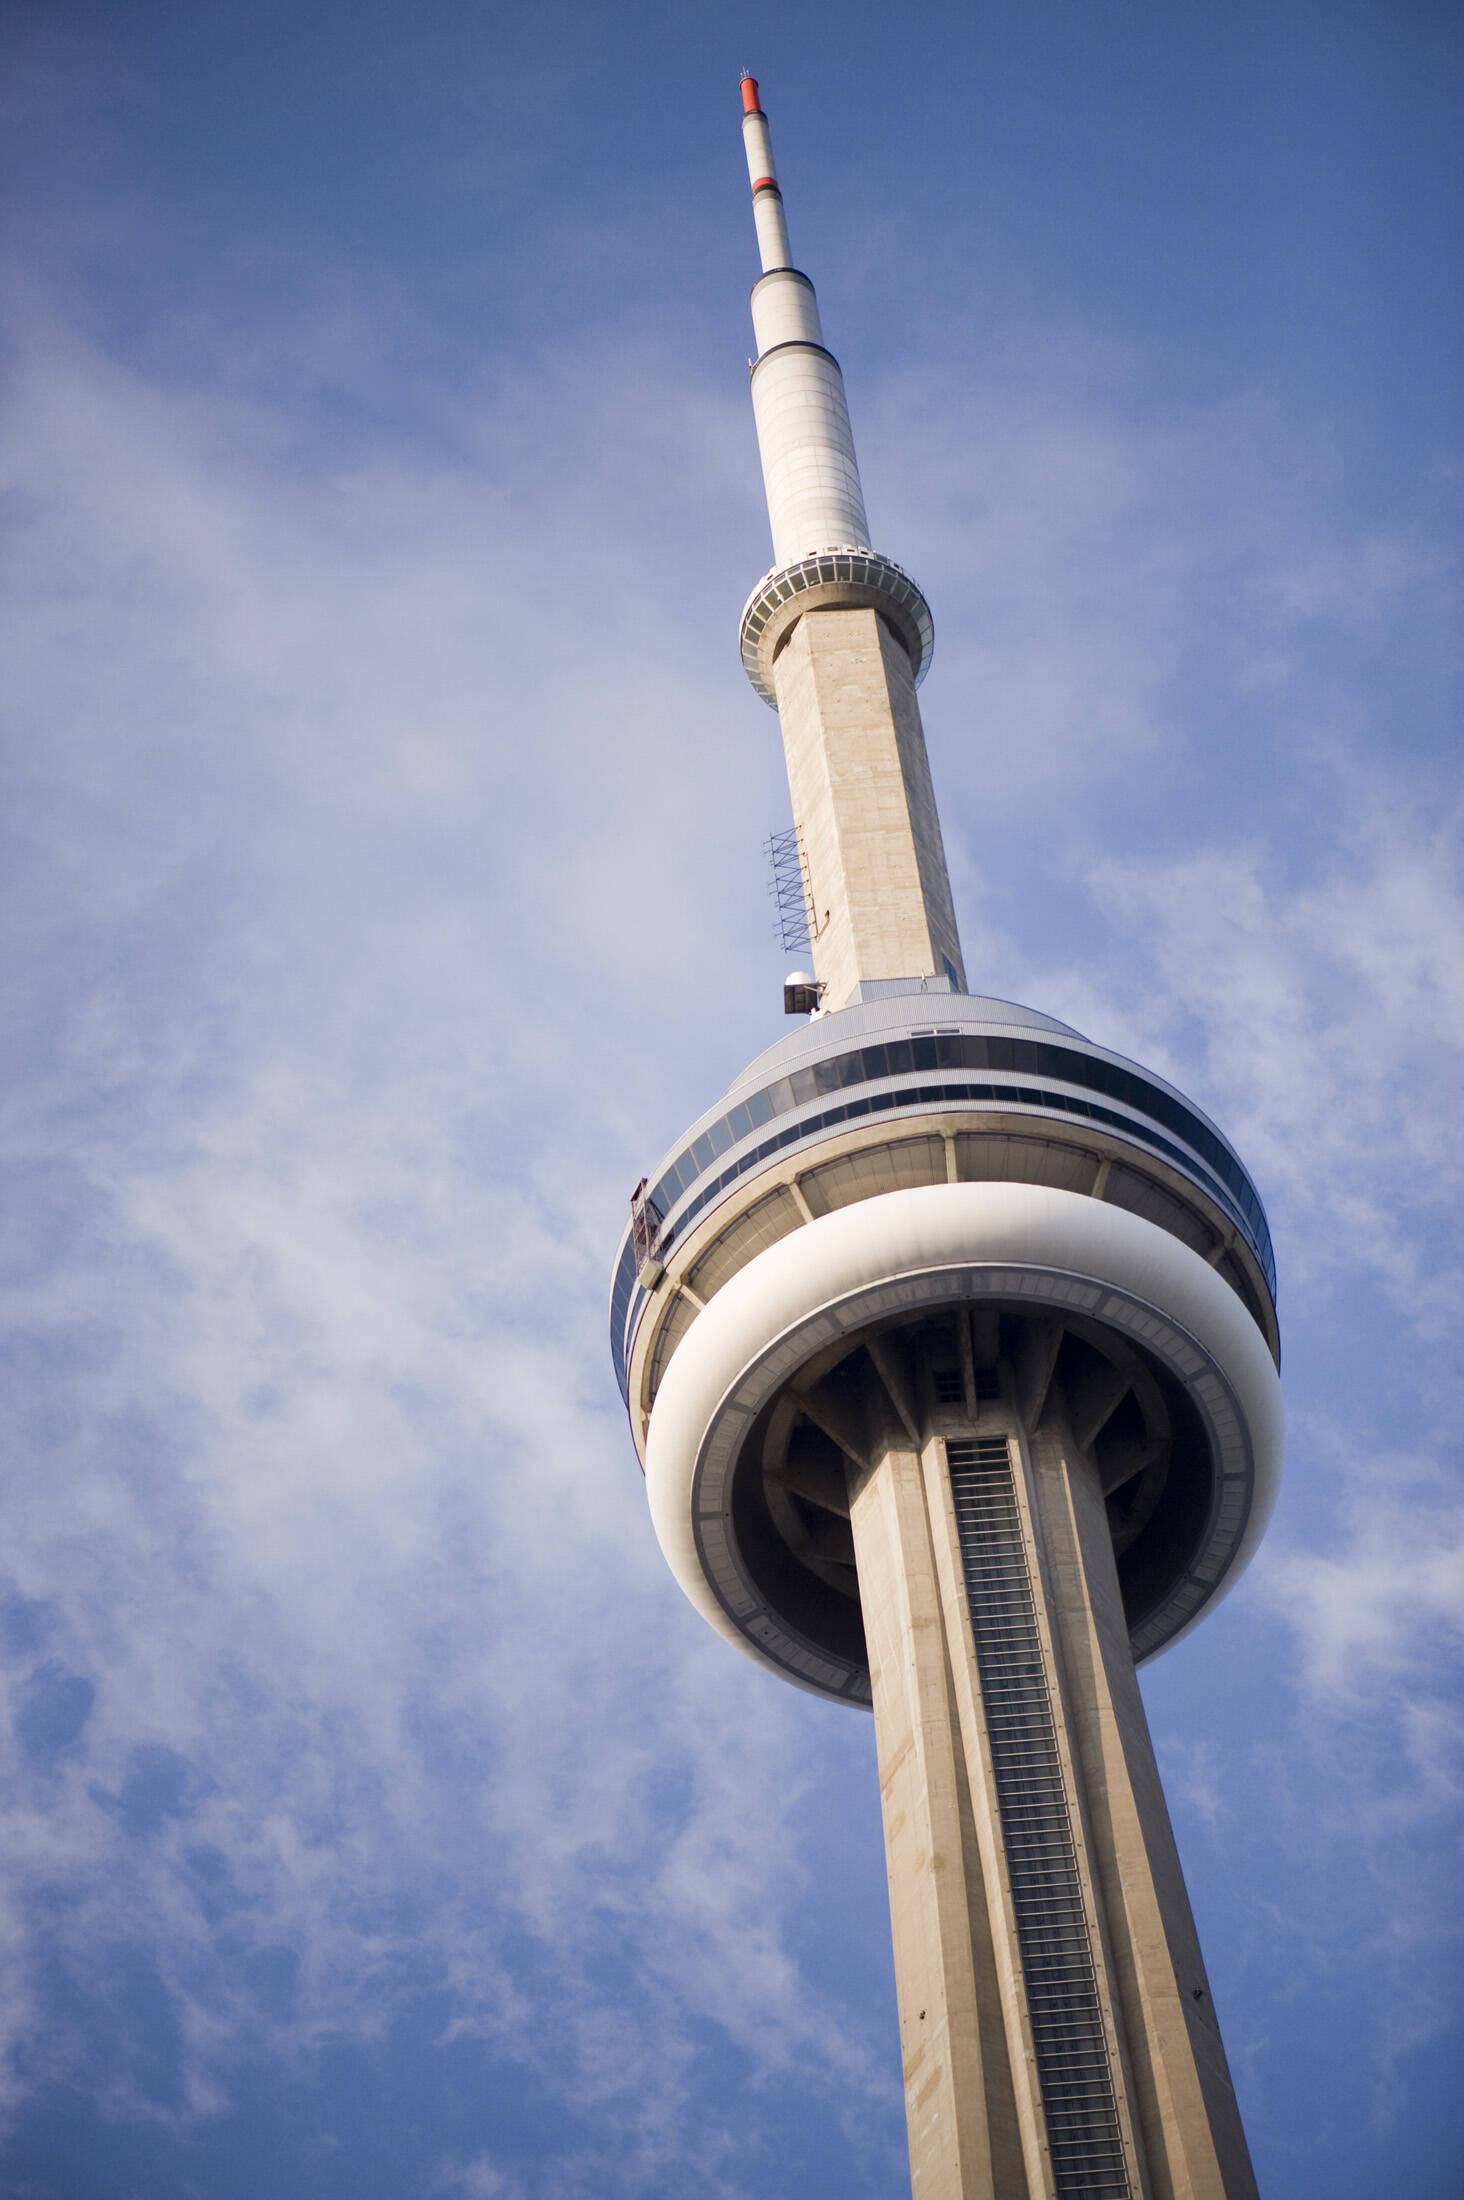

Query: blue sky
[1,2,1460,2195]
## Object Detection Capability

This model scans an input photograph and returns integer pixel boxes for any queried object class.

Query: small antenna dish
[783,970,824,1017]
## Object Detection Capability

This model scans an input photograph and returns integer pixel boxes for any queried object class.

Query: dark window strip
[610,1070,1274,1401]
[644,1035,1271,1273]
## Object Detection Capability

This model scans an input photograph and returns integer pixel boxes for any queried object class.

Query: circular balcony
[739,548,935,704]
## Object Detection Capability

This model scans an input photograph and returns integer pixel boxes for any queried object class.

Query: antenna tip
[740,74,761,114]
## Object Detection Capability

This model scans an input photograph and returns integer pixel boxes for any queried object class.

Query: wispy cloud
[1265,1451,1464,1703]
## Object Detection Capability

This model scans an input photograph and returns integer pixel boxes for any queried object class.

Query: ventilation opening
[933,1369,964,1404]
[973,1367,1001,1401]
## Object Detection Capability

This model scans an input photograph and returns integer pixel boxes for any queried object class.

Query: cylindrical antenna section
[750,346,870,563]
[740,77,792,270]
[739,74,869,564]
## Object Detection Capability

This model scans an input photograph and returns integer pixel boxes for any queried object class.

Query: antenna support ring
[739,549,934,706]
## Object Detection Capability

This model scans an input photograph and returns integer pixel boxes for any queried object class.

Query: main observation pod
[612,990,1282,1705]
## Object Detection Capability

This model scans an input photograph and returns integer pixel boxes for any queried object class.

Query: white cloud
[1265,1465,1464,1704]
[430,2153,521,2200]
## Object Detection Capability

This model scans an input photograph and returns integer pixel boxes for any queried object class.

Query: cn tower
[611,77,1282,2200]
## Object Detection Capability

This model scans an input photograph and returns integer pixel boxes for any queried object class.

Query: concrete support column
[772,606,965,1009]
[846,1342,1258,2199]
[847,1437,1026,2198]
[1025,1407,1260,2200]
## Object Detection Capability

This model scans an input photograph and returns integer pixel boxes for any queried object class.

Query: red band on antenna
[741,76,760,114]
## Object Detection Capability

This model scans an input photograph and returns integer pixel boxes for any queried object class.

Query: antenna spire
[738,71,791,270]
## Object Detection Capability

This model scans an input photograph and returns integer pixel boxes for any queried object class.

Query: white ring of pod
[645,1182,1283,1701]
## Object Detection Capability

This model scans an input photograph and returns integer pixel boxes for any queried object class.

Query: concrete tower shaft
[612,75,1284,2200]
[737,76,965,1012]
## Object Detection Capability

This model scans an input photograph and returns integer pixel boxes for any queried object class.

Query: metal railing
[765,825,814,953]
